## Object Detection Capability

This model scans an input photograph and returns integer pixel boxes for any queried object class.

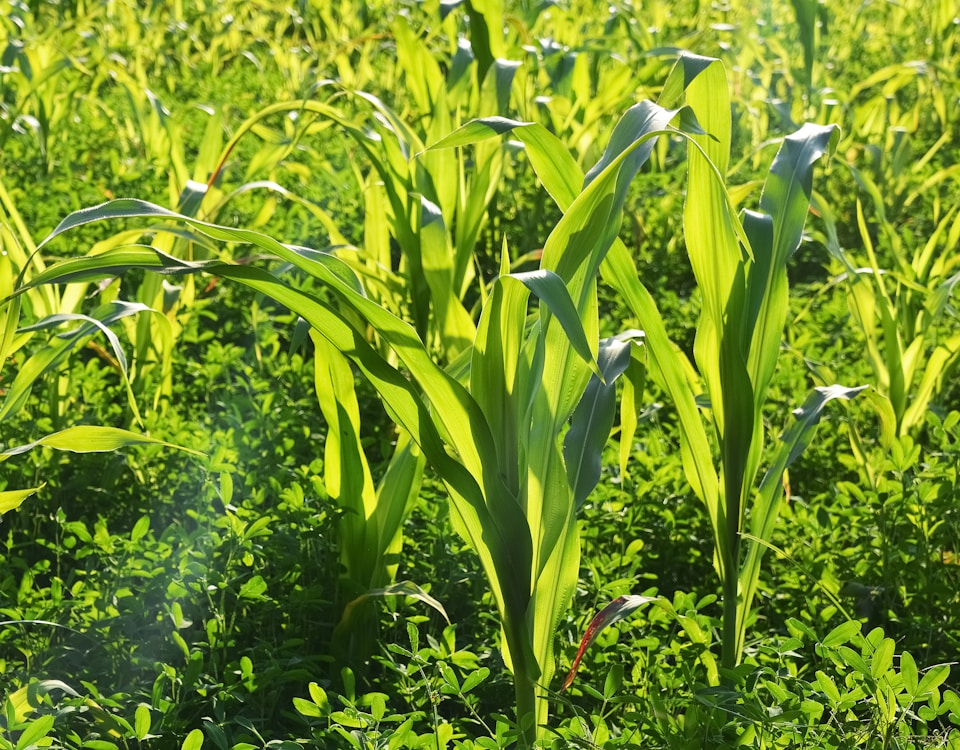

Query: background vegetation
[1,0,959,747]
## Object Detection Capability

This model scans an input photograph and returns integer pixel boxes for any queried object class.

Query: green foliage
[1,0,960,748]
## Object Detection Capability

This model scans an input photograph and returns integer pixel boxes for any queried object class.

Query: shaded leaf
[561,595,657,691]
[338,581,450,630]
[564,332,643,507]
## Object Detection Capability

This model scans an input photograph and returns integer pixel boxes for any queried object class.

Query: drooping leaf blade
[561,595,657,691]
[338,581,450,630]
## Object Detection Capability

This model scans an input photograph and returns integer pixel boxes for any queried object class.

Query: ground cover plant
[1,0,959,747]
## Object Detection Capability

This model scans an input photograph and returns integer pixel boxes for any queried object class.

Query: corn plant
[0,226,198,517]
[20,77,709,742]
[613,55,865,676]
[473,54,863,679]
[0,6,97,172]
[311,329,427,662]
[811,193,960,442]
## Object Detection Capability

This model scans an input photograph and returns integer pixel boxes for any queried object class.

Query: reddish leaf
[561,595,656,691]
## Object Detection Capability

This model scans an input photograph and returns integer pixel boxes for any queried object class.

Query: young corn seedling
[0,220,200,516]
[811,181,960,442]
[0,8,96,173]
[22,80,704,743]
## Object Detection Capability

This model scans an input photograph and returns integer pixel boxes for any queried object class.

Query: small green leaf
[238,575,268,600]
[821,620,861,648]
[603,663,624,699]
[130,516,150,544]
[134,704,151,740]
[900,650,919,695]
[293,697,325,718]
[308,682,329,712]
[917,664,950,698]
[15,714,55,750]
[564,334,642,507]
[871,638,895,679]
[181,728,204,750]
[815,671,841,703]
[461,667,490,694]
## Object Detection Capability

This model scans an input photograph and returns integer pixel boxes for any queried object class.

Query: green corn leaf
[427,116,530,150]
[0,301,151,424]
[0,250,21,363]
[338,581,450,631]
[419,196,476,356]
[0,486,43,515]
[427,117,580,211]
[743,123,839,408]
[789,0,820,85]
[737,384,866,658]
[311,330,379,587]
[34,199,366,295]
[510,269,600,378]
[19,245,217,286]
[472,259,530,496]
[903,334,960,432]
[564,333,643,508]
[0,426,204,460]
[372,437,425,583]
[618,347,647,480]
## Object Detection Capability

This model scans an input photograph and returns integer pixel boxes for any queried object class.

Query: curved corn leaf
[0,301,155,424]
[19,245,219,287]
[311,330,379,586]
[509,269,600,379]
[338,580,450,632]
[618,347,647,480]
[373,437,425,583]
[0,485,43,515]
[737,384,867,658]
[744,123,840,410]
[561,595,657,691]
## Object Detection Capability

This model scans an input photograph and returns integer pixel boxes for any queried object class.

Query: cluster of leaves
[1,0,959,748]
